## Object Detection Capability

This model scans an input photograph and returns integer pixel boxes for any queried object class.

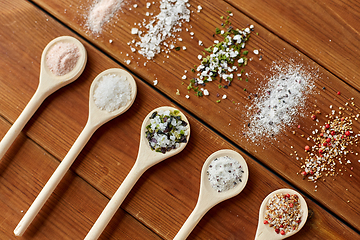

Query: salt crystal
[185,95,189,99]
[153,80,158,85]
[131,28,139,34]
[203,89,209,95]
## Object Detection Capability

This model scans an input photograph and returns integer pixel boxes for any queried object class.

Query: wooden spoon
[84,106,190,240]
[0,36,87,161]
[14,68,137,236]
[255,188,308,240]
[174,149,249,240]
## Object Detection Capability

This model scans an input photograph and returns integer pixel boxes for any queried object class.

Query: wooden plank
[0,0,359,239]
[29,0,360,232]
[223,0,360,91]
[0,119,161,240]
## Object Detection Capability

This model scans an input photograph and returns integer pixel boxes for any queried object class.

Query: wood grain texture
[30,0,360,233]
[0,0,359,239]
[0,119,161,240]
[224,0,360,91]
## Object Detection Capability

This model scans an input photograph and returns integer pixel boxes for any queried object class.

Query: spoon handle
[84,163,145,240]
[0,89,47,161]
[174,201,210,240]
[14,122,96,236]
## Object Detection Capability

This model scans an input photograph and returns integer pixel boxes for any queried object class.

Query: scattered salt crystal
[46,42,80,76]
[132,0,191,59]
[203,89,209,95]
[190,32,194,36]
[181,75,187,80]
[109,39,113,43]
[153,80,158,85]
[197,55,202,60]
[246,61,316,141]
[253,49,259,55]
[198,40,203,46]
[86,0,123,34]
[182,46,187,50]
[131,28,139,34]
[222,94,227,99]
[93,74,132,112]
[125,60,131,64]
[185,95,189,99]
[197,5,202,12]
[133,4,138,8]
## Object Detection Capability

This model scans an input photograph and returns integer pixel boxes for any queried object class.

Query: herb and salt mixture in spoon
[145,109,188,154]
[84,106,190,240]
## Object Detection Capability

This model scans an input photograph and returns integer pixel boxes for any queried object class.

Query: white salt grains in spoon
[174,149,249,240]
[0,36,87,163]
[14,68,136,236]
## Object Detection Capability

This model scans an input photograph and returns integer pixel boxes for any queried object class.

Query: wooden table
[1,0,360,239]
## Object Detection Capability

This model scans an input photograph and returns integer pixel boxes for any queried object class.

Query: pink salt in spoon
[84,106,190,240]
[0,36,87,162]
[255,188,308,240]
[14,68,137,236]
[174,149,249,240]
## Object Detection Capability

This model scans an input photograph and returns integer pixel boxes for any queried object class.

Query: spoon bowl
[0,36,87,162]
[88,68,137,127]
[255,188,308,240]
[40,36,87,91]
[174,149,249,240]
[14,68,136,236]
[84,106,190,240]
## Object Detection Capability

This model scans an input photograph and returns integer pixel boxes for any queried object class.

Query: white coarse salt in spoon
[84,106,190,240]
[14,68,137,236]
[0,36,87,162]
[174,149,249,240]
[255,188,308,240]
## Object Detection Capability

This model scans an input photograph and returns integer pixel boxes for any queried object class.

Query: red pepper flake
[345,131,351,136]
[280,230,285,235]
[319,149,323,154]
[304,145,310,151]
[326,138,331,143]
[337,91,341,95]
[311,114,317,120]
[325,124,330,129]
[297,125,301,129]
[264,220,268,224]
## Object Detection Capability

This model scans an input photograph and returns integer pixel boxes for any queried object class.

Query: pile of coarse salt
[207,156,243,192]
[46,42,80,76]
[86,0,123,34]
[130,0,191,59]
[246,61,316,142]
[93,74,132,112]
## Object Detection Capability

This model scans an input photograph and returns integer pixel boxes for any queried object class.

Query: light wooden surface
[0,0,359,239]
